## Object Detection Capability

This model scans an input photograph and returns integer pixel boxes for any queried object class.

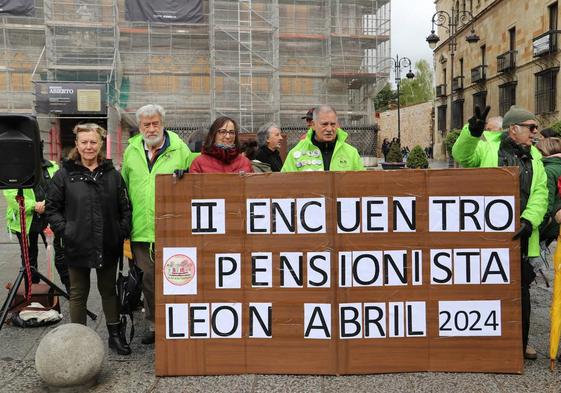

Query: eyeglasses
[516,123,539,132]
[217,129,236,136]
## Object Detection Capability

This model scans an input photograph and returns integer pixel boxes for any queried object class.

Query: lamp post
[426,7,479,133]
[390,55,415,142]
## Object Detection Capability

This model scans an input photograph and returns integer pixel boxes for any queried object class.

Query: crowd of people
[3,104,361,354]
[3,102,560,362]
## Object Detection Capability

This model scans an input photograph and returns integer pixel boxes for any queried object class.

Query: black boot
[107,323,131,355]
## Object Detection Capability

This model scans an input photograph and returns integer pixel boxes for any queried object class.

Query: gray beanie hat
[502,105,537,128]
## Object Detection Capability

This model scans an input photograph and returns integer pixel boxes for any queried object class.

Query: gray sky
[391,0,436,71]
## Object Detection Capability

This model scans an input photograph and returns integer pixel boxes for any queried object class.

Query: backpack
[116,257,143,345]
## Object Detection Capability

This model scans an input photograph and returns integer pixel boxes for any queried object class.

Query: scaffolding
[0,0,45,112]
[118,0,390,129]
[1,0,391,146]
[28,0,120,160]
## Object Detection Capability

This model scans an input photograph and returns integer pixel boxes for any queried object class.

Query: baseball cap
[301,108,314,120]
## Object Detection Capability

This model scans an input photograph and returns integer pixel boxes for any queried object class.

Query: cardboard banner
[155,168,522,375]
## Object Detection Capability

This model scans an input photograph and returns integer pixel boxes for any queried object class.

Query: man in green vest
[452,105,547,360]
[121,104,192,345]
[282,105,364,172]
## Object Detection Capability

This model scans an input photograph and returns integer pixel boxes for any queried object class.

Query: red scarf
[203,145,240,164]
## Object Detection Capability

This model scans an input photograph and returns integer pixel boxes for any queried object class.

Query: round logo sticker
[164,254,196,286]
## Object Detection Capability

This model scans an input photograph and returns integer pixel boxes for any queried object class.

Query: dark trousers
[15,231,70,289]
[521,257,535,352]
[68,262,119,325]
[52,235,70,288]
[131,242,154,323]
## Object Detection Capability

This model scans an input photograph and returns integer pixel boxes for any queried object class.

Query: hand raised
[468,105,491,137]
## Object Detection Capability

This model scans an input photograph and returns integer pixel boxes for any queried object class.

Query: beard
[144,133,164,148]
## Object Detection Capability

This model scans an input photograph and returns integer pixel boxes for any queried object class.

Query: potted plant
[381,141,405,170]
[406,145,429,169]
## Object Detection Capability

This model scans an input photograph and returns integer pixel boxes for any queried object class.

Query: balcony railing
[452,76,464,92]
[533,30,559,57]
[497,50,517,73]
[471,65,486,83]
[436,84,446,97]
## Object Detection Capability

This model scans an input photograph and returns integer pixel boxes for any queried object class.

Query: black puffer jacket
[46,159,131,269]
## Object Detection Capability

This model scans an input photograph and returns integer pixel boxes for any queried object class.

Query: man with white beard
[121,104,192,344]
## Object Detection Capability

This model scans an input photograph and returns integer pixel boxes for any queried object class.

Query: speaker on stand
[0,114,42,190]
[0,114,97,329]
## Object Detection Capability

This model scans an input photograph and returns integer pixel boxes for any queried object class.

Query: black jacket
[46,159,131,269]
[255,146,283,172]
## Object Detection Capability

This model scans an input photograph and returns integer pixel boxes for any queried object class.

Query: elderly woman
[46,123,131,355]
[189,116,253,173]
[254,122,283,172]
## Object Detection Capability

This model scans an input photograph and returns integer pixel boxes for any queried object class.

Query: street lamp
[427,7,479,92]
[426,7,479,130]
[389,55,415,142]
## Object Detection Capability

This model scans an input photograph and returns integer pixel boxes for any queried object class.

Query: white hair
[312,104,337,121]
[256,122,280,147]
[136,104,165,124]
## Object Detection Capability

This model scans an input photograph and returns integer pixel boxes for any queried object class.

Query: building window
[473,91,487,112]
[437,105,447,132]
[535,68,558,114]
[550,2,558,30]
[499,82,517,115]
[451,99,464,130]
[509,27,516,51]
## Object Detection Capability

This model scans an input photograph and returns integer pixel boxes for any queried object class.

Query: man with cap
[302,108,314,129]
[282,104,364,172]
[298,108,315,140]
[452,105,547,360]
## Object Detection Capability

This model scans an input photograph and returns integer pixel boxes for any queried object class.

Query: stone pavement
[1,162,560,392]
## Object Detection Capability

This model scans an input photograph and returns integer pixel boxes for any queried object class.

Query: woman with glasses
[189,116,253,173]
[46,123,132,355]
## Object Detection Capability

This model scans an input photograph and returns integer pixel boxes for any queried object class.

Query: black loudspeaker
[0,114,42,189]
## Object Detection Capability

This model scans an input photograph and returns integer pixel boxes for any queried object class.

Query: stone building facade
[431,0,560,159]
[377,101,434,157]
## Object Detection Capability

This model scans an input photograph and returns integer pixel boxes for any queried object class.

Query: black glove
[468,105,491,137]
[512,218,532,240]
[173,169,187,180]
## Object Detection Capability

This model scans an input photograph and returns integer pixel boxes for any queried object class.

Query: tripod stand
[0,190,97,331]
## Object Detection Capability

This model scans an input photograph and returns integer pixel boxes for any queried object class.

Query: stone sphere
[35,323,105,388]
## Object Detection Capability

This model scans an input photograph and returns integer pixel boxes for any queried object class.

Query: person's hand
[173,169,187,180]
[555,209,561,224]
[512,218,532,240]
[35,200,45,214]
[468,105,491,137]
